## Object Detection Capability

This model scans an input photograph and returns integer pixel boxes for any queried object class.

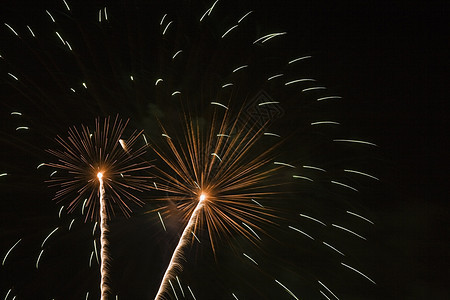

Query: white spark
[289,225,314,240]
[332,224,366,240]
[158,212,166,231]
[331,180,359,192]
[317,96,342,101]
[288,56,312,64]
[41,227,59,248]
[333,139,378,147]
[346,211,375,224]
[2,239,21,266]
[300,213,326,226]
[275,279,299,300]
[344,169,380,181]
[341,263,376,284]
[322,241,345,256]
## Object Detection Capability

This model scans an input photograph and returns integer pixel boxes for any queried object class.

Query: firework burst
[150,107,286,299]
[47,116,151,298]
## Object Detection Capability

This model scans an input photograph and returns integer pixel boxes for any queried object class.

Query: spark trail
[98,172,110,300]
[155,193,206,300]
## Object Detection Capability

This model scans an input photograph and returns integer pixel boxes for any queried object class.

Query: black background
[1,0,448,299]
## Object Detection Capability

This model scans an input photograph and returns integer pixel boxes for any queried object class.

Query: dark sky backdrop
[0,0,448,299]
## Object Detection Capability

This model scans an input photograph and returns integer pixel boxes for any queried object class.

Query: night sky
[0,0,447,299]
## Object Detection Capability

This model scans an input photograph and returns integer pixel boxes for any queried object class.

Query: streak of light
[320,291,331,300]
[68,219,75,231]
[158,212,166,231]
[163,21,173,35]
[275,279,299,300]
[41,227,59,248]
[82,82,87,89]
[85,292,89,300]
[267,74,283,81]
[344,169,379,181]
[104,7,108,20]
[37,163,46,169]
[8,73,18,81]
[10,112,22,116]
[332,139,377,147]
[98,9,102,22]
[200,0,219,21]
[155,78,163,85]
[4,23,19,36]
[251,199,263,207]
[310,121,340,126]
[264,132,280,138]
[4,289,12,300]
[285,78,316,85]
[70,88,76,92]
[82,199,88,215]
[172,50,183,59]
[341,263,376,284]
[243,253,258,265]
[50,170,57,177]
[303,165,326,172]
[210,102,228,110]
[130,75,134,81]
[160,14,167,26]
[36,249,44,269]
[171,91,181,96]
[155,198,205,299]
[191,231,200,243]
[216,133,230,137]
[274,162,295,168]
[15,126,29,131]
[232,65,248,73]
[346,211,374,224]
[322,242,345,256]
[258,101,280,106]
[89,251,94,267]
[253,32,287,44]
[119,139,127,151]
[292,175,313,181]
[98,173,110,300]
[162,134,171,139]
[317,96,342,101]
[2,239,21,266]
[222,25,238,38]
[222,83,233,88]
[187,286,196,300]
[332,224,366,240]
[58,206,64,218]
[94,240,99,263]
[302,87,326,92]
[46,10,56,22]
[176,276,185,297]
[62,0,71,11]
[153,182,158,190]
[330,180,358,192]
[289,225,314,240]
[26,25,35,37]
[211,153,222,162]
[92,221,98,236]
[232,293,239,300]
[289,56,312,64]
[318,280,340,300]
[238,11,253,23]
[300,214,326,226]
[168,280,178,300]
[242,222,261,240]
[56,31,65,45]
[143,134,148,145]
[0,173,7,177]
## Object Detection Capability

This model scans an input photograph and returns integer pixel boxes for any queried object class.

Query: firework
[150,107,285,299]
[0,0,380,298]
[47,116,151,298]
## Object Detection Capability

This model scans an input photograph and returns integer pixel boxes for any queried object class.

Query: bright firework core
[199,193,206,202]
[97,172,103,180]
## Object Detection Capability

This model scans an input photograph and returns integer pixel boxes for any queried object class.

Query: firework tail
[155,196,206,299]
[98,173,110,299]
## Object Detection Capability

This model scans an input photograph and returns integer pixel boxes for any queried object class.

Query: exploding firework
[0,0,380,299]
[46,116,151,299]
